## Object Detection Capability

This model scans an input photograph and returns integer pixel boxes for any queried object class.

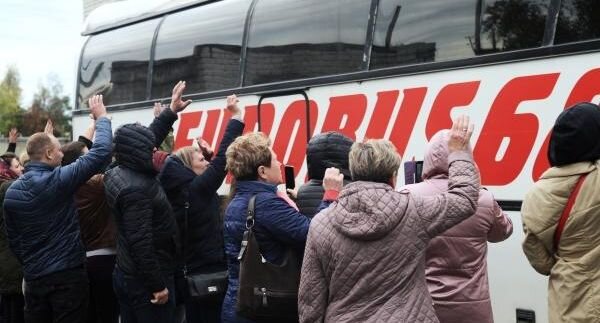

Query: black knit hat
[548,102,600,167]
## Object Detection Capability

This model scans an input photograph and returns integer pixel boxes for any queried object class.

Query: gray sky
[0,0,84,107]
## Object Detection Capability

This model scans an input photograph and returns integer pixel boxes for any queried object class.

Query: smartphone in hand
[284,165,295,190]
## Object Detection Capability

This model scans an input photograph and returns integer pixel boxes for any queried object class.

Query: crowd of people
[0,79,598,323]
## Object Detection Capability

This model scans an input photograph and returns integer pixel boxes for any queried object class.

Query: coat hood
[158,156,195,191]
[549,102,600,167]
[306,132,353,180]
[422,130,450,180]
[330,181,407,240]
[113,123,156,173]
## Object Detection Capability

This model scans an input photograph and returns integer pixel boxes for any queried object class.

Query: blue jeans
[112,268,175,323]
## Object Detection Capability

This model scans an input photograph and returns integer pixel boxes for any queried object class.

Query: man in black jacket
[296,132,353,217]
[104,81,191,323]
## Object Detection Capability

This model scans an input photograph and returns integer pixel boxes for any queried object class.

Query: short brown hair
[349,139,401,184]
[226,133,272,180]
[26,133,53,161]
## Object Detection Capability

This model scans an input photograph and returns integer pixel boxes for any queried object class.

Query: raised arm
[60,95,112,190]
[6,128,18,153]
[413,115,480,238]
[149,81,191,148]
[189,95,244,194]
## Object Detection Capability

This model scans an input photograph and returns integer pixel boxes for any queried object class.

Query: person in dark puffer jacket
[296,132,353,217]
[3,95,112,323]
[104,81,191,323]
[221,133,343,323]
[159,95,244,323]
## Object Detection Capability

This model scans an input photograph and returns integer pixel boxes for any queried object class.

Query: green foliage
[0,67,72,138]
[0,66,24,135]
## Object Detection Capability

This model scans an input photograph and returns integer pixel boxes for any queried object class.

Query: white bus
[74,1,600,322]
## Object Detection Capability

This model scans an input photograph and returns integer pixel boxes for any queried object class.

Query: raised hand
[44,119,54,136]
[153,102,166,118]
[151,288,169,305]
[170,81,192,113]
[88,95,108,120]
[8,128,19,143]
[448,115,474,153]
[226,94,241,116]
[323,167,344,192]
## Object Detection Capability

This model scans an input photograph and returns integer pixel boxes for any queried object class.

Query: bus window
[554,0,600,44]
[78,19,158,109]
[478,0,549,53]
[244,0,370,86]
[151,0,251,99]
[371,0,476,69]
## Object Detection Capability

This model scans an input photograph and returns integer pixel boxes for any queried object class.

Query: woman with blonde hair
[298,116,480,323]
[159,95,245,323]
[222,132,343,323]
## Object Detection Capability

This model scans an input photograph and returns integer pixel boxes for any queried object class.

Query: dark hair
[61,141,87,166]
[0,153,18,168]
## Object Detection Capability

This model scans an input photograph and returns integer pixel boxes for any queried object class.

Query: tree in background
[0,67,72,138]
[21,75,72,138]
[0,66,24,135]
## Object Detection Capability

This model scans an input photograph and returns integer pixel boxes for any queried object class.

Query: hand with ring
[448,115,474,153]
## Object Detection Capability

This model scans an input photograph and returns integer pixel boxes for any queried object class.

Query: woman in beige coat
[522,102,600,323]
[298,116,479,323]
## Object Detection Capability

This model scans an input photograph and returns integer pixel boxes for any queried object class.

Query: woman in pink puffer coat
[404,129,513,323]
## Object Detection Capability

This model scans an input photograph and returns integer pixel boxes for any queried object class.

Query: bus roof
[82,0,214,36]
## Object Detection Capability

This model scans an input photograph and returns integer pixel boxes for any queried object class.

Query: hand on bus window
[89,94,108,120]
[153,102,166,118]
[323,167,344,192]
[170,81,192,113]
[8,128,19,144]
[448,115,474,154]
[226,94,241,117]
[44,119,54,136]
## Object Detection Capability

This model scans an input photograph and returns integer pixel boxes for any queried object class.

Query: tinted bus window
[479,0,549,52]
[555,0,600,44]
[371,0,476,69]
[78,19,158,109]
[244,0,370,86]
[152,0,251,99]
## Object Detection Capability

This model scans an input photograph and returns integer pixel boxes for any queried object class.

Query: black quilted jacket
[104,109,179,293]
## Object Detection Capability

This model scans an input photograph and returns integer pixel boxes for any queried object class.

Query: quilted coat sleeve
[487,201,513,242]
[298,218,327,323]
[119,188,166,292]
[59,117,112,191]
[148,108,178,149]
[189,119,244,194]
[413,151,480,238]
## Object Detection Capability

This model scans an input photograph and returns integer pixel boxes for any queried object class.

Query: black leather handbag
[235,195,300,322]
[182,201,228,302]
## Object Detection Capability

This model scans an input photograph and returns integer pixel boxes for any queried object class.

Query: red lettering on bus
[174,111,202,150]
[272,100,318,173]
[200,109,222,148]
[321,94,367,140]
[242,103,275,135]
[426,81,480,140]
[532,68,600,180]
[388,87,428,158]
[474,73,559,185]
[365,90,399,139]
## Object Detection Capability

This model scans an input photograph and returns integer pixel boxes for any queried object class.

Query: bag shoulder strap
[554,174,587,250]
[238,195,257,261]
